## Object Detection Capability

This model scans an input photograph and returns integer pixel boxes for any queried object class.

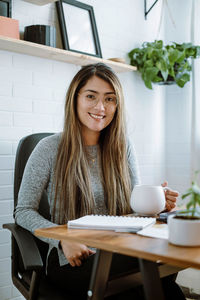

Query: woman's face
[77,76,117,143]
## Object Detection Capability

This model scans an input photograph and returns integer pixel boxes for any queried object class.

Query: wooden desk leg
[87,249,113,300]
[139,259,165,300]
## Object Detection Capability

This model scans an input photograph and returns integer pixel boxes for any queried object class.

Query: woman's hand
[60,240,95,267]
[162,181,179,211]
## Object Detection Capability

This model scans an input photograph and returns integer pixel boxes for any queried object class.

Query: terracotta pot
[0,16,19,39]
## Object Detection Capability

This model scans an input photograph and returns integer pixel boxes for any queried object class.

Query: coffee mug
[130,185,166,216]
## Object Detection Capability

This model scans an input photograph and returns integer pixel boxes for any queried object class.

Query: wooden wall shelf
[22,0,58,5]
[0,36,136,73]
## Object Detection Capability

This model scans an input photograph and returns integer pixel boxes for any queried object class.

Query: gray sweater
[15,133,140,266]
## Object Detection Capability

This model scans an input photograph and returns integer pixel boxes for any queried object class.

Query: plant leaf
[186,201,194,210]
[144,79,152,89]
[161,69,169,81]
[145,67,159,80]
[182,191,192,199]
[144,59,154,68]
[152,75,163,83]
[176,73,190,87]
[176,52,186,63]
[192,184,200,195]
[168,49,180,65]
[128,48,140,59]
[142,67,159,89]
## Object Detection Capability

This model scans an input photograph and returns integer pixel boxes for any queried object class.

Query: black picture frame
[56,0,102,58]
[0,0,12,18]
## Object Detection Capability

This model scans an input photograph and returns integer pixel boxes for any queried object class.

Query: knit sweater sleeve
[14,135,60,249]
[127,140,141,189]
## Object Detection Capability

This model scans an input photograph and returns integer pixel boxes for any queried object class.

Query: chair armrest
[3,223,43,270]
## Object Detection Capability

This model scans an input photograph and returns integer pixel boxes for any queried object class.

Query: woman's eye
[106,97,114,102]
[86,94,96,100]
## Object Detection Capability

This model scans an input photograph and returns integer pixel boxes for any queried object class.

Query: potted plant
[168,171,200,246]
[128,40,200,89]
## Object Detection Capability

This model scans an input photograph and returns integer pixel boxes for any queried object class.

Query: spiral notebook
[67,215,156,232]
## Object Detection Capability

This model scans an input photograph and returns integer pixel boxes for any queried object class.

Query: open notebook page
[67,215,156,231]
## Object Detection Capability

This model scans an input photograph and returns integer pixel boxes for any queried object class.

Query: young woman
[15,63,184,299]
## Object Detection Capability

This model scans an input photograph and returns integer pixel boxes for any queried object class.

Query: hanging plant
[128,40,200,89]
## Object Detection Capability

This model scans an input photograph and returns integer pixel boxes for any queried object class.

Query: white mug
[130,185,166,216]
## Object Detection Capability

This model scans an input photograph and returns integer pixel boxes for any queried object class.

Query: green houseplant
[128,40,200,89]
[178,171,200,219]
[168,171,200,246]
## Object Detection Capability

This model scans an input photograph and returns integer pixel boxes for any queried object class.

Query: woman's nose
[94,98,105,110]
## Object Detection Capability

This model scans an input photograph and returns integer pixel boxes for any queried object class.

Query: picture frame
[56,0,102,58]
[0,0,12,17]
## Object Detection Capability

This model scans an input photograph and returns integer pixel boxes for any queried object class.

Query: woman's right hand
[60,240,95,267]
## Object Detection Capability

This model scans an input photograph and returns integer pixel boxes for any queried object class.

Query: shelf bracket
[144,0,159,20]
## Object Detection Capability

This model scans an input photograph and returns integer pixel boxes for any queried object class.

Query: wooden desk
[35,225,200,300]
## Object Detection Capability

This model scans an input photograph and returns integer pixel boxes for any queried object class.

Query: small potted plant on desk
[168,171,200,246]
[128,40,200,90]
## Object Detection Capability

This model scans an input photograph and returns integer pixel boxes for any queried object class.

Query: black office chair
[3,133,181,300]
[3,133,71,300]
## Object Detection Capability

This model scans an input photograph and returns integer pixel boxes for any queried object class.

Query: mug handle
[162,186,171,192]
[161,186,171,212]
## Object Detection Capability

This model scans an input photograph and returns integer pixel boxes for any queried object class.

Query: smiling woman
[15,63,141,298]
[15,63,184,299]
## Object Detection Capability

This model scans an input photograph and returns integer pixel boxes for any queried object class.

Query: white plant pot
[168,215,200,246]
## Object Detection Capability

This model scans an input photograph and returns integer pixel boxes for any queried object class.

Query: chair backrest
[14,133,53,214]
[14,133,54,263]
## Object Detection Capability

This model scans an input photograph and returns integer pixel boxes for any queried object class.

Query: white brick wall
[0,0,196,298]
[163,0,193,195]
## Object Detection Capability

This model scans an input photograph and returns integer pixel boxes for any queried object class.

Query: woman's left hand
[161,181,179,211]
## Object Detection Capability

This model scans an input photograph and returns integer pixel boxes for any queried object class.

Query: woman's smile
[88,112,105,120]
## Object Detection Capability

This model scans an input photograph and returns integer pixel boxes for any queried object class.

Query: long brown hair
[53,63,132,224]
